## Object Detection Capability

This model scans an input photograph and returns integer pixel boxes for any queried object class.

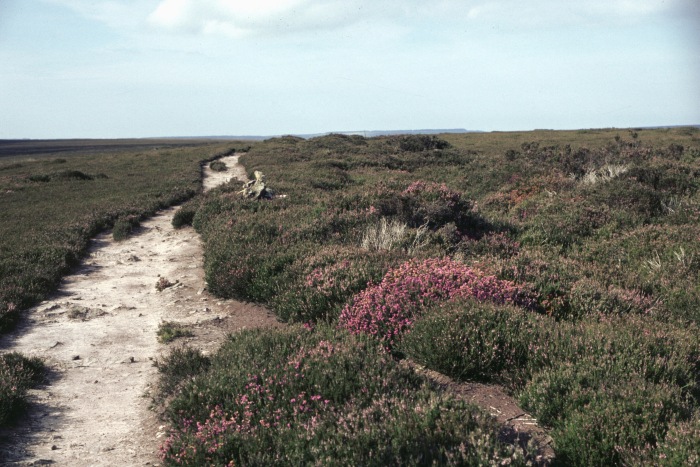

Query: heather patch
[338,257,535,350]
[0,352,45,427]
[270,245,400,323]
[521,364,690,466]
[398,299,547,385]
[399,298,699,463]
[159,325,523,465]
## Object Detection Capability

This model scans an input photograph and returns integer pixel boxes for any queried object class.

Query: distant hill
[188,129,479,141]
[296,129,478,138]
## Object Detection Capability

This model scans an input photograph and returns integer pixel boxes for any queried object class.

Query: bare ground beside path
[0,155,281,466]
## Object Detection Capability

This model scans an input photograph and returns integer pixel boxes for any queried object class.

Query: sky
[0,0,698,139]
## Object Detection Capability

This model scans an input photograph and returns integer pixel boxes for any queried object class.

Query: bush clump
[157,321,194,343]
[397,135,451,152]
[172,203,198,228]
[398,299,544,384]
[156,347,211,399]
[209,160,227,172]
[339,257,535,350]
[0,352,45,427]
[521,364,690,466]
[112,214,140,241]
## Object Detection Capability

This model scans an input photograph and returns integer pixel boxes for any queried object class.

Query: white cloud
[43,0,157,30]
[436,0,679,27]
[46,0,690,38]
[147,0,394,37]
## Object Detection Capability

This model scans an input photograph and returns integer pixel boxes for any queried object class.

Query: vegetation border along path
[0,155,281,465]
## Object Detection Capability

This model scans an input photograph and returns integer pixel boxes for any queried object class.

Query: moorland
[1,128,699,465]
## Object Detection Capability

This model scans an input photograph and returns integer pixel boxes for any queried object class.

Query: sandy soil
[0,155,282,466]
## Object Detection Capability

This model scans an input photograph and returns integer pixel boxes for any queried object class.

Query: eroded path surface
[0,155,281,466]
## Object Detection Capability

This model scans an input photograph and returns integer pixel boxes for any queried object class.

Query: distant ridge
[159,125,699,141]
[296,128,477,139]
[187,129,478,141]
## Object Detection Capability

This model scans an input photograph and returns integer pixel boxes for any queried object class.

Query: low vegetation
[209,160,228,172]
[0,352,45,427]
[157,321,194,343]
[158,324,528,465]
[0,139,241,427]
[160,128,700,464]
[3,129,700,463]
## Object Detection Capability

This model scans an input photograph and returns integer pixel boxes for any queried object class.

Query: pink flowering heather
[159,340,336,464]
[339,257,535,350]
[305,260,352,297]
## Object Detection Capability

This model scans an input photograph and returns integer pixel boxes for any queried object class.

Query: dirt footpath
[0,155,281,466]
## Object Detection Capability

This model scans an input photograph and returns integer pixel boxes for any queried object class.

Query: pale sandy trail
[0,155,281,466]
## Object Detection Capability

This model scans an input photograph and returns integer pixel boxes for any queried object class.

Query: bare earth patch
[0,155,281,466]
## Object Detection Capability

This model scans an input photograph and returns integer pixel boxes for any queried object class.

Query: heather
[0,352,45,427]
[178,128,700,464]
[338,257,535,350]
[400,300,699,463]
[158,325,527,466]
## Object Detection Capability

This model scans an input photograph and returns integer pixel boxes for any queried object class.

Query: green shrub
[567,278,658,319]
[209,160,227,172]
[172,203,198,229]
[0,352,45,427]
[396,134,451,152]
[156,347,211,399]
[112,214,140,241]
[397,299,545,385]
[157,321,194,343]
[521,366,689,466]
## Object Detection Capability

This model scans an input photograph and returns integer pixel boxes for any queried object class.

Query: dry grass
[361,217,407,251]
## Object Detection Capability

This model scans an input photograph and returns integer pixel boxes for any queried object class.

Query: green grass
[157,321,195,343]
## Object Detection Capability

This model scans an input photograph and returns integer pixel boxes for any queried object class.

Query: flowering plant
[339,257,535,350]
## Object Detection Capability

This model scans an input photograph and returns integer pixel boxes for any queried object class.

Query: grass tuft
[157,321,194,343]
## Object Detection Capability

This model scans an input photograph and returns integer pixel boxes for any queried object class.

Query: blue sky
[1,0,698,138]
